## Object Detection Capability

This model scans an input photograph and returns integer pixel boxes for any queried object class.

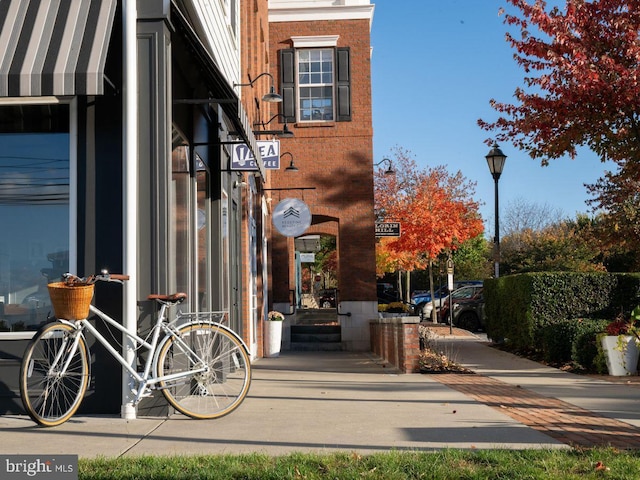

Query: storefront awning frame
[171,3,264,177]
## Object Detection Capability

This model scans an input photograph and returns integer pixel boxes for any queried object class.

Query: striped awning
[0,0,117,97]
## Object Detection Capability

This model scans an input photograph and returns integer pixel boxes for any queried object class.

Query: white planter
[601,335,639,376]
[264,321,283,358]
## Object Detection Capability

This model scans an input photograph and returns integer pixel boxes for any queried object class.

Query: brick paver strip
[432,373,640,448]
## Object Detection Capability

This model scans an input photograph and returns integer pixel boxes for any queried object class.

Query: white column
[121,0,138,420]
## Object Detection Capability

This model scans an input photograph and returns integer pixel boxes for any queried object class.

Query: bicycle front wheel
[157,322,251,419]
[20,322,89,426]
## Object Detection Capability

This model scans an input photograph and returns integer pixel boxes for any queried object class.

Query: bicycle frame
[56,303,236,406]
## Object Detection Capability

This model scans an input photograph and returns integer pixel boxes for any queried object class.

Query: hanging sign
[273,198,312,237]
[231,140,280,170]
[299,253,315,263]
[375,222,401,237]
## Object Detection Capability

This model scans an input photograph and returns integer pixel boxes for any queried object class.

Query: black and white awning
[0,0,117,97]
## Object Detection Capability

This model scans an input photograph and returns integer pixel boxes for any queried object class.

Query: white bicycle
[19,272,251,427]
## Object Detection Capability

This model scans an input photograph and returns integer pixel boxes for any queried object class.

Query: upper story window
[298,49,334,121]
[219,0,237,36]
[280,36,351,124]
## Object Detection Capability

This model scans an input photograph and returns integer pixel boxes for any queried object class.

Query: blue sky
[370,0,613,231]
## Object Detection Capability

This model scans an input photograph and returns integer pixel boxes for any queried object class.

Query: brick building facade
[266,0,377,351]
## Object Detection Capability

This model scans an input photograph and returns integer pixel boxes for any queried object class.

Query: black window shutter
[335,47,351,122]
[279,49,296,123]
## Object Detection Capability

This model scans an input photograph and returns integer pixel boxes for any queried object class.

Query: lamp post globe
[485,142,507,277]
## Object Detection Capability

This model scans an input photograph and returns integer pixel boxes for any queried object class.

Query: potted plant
[264,310,284,357]
[601,306,640,376]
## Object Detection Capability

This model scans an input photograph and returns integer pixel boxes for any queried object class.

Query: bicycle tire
[19,322,90,427]
[156,322,251,419]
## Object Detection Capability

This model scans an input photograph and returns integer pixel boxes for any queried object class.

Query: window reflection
[196,155,210,311]
[171,144,191,297]
[0,105,70,332]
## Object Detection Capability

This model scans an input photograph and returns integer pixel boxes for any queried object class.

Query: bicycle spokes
[20,323,90,427]
[156,322,251,419]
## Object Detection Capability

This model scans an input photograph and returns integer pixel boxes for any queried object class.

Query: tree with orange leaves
[375,148,484,319]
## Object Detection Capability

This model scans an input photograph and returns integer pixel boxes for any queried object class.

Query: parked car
[318,289,336,308]
[439,287,485,332]
[413,281,482,317]
[377,283,399,304]
[413,286,448,317]
[410,289,428,300]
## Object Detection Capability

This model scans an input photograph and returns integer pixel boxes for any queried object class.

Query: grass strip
[79,447,640,480]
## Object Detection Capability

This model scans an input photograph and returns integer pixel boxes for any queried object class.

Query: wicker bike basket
[48,282,95,320]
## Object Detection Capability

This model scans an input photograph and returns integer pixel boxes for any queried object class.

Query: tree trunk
[428,260,437,323]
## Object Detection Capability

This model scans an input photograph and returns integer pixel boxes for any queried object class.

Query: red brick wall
[239,0,270,353]
[241,0,270,125]
[267,17,377,304]
[370,319,421,373]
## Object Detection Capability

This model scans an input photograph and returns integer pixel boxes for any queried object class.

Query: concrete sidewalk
[1,336,639,458]
[439,334,640,428]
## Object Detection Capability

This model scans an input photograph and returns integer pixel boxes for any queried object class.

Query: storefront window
[221,191,229,312]
[196,156,210,310]
[171,144,191,298]
[0,104,70,332]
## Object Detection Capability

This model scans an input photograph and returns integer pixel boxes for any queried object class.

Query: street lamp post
[485,142,507,278]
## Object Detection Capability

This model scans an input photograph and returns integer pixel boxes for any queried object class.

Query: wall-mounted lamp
[234,72,282,103]
[253,113,294,138]
[374,158,395,175]
[233,180,248,189]
[280,152,298,172]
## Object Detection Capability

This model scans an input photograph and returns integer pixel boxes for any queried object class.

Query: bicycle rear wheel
[20,322,89,426]
[156,322,251,419]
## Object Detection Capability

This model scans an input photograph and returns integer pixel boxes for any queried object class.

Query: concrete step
[292,325,341,335]
[290,342,343,351]
[295,309,339,325]
[290,324,342,351]
[291,332,342,343]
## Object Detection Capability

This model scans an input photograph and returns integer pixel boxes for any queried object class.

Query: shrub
[540,320,579,364]
[594,333,610,374]
[571,319,609,371]
[484,272,640,352]
[387,302,408,313]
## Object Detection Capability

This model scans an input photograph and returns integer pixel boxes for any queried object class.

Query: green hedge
[540,321,579,364]
[573,320,610,372]
[484,272,640,358]
[535,318,610,369]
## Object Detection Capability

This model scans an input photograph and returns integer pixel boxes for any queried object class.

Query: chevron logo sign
[283,207,300,219]
[272,198,311,237]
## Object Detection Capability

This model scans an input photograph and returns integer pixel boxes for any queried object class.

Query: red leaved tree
[375,148,483,318]
[478,0,640,259]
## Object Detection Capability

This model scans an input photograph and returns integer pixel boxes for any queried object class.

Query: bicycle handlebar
[63,272,130,285]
